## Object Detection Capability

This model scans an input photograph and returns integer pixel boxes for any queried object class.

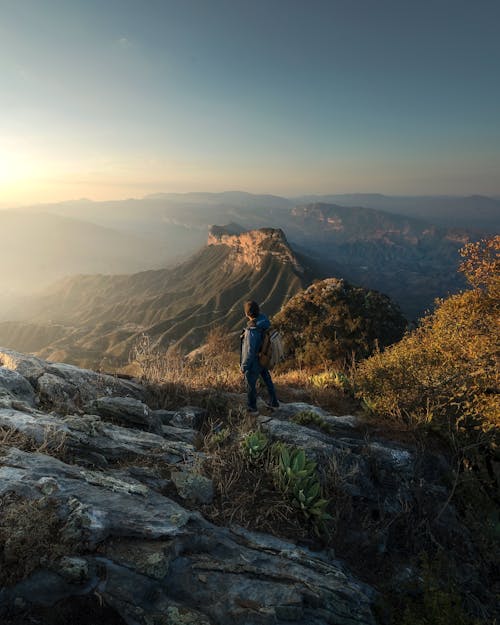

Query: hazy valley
[2,191,497,368]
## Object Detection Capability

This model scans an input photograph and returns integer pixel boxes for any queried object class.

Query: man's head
[244,300,260,319]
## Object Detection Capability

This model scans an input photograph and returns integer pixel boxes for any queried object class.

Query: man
[240,300,279,414]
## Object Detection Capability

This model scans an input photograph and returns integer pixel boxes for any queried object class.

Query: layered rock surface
[208,225,305,274]
[0,348,480,624]
[0,349,376,624]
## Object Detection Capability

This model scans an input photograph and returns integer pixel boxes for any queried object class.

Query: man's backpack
[259,328,285,370]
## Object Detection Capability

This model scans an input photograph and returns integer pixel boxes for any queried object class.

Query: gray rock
[0,448,194,545]
[36,476,60,495]
[162,424,198,444]
[171,470,214,504]
[258,414,353,459]
[268,401,331,418]
[258,404,417,516]
[47,362,145,403]
[152,408,175,425]
[0,367,36,406]
[322,414,359,429]
[104,538,174,580]
[169,406,206,429]
[0,408,196,467]
[0,348,146,414]
[85,396,163,435]
[0,448,376,625]
[122,465,172,492]
[0,349,48,385]
[37,372,80,411]
[57,556,89,583]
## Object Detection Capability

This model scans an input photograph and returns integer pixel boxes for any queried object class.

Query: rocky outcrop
[0,349,377,624]
[0,349,484,623]
[0,348,145,414]
[208,226,305,274]
[0,447,376,625]
[84,397,163,435]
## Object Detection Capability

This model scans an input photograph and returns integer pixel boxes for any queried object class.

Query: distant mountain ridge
[2,191,496,317]
[271,202,470,318]
[293,194,500,231]
[7,190,499,232]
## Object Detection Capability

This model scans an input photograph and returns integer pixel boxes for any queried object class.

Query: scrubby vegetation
[354,236,499,499]
[273,277,407,367]
[350,236,500,624]
[202,411,333,541]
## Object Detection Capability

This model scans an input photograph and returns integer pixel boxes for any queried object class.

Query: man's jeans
[244,366,278,410]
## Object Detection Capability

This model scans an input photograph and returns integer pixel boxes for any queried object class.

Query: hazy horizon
[2,189,500,212]
[1,0,499,205]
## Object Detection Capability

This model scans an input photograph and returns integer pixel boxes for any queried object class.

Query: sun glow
[0,148,34,185]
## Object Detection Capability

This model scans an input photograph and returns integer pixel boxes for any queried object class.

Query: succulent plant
[275,445,331,531]
[242,431,269,460]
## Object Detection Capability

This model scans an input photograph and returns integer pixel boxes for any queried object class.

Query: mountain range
[0,227,319,369]
[3,191,497,320]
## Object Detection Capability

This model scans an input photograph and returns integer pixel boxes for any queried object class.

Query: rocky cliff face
[0,348,487,624]
[208,225,305,274]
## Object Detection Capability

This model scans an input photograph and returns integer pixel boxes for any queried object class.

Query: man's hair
[244,300,260,319]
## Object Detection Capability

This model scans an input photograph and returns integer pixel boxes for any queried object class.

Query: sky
[1,0,499,205]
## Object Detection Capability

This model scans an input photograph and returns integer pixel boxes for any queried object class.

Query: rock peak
[207,225,303,273]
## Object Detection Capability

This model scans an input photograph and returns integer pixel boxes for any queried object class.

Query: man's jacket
[240,313,270,372]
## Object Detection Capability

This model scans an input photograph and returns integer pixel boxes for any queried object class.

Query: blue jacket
[240,313,270,372]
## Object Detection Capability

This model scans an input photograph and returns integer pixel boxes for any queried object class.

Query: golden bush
[354,236,499,451]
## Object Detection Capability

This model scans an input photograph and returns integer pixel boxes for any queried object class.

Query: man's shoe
[266,401,280,410]
[246,408,259,415]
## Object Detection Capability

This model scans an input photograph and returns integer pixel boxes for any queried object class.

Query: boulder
[0,367,36,407]
[0,348,146,415]
[171,470,214,504]
[85,396,163,435]
[161,424,198,444]
[0,349,48,385]
[258,403,416,516]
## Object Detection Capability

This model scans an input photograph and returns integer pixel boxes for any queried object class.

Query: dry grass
[0,493,80,587]
[0,427,38,454]
[129,330,363,420]
[203,443,314,542]
[273,366,361,415]
[0,426,68,463]
[199,409,326,545]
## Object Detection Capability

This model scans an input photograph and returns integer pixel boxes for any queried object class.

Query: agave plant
[242,431,268,460]
[275,445,331,531]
